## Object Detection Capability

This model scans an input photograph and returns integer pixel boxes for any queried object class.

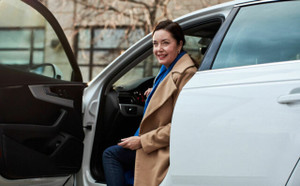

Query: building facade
[44,0,231,82]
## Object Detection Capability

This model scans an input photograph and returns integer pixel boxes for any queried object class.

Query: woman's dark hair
[152,20,185,49]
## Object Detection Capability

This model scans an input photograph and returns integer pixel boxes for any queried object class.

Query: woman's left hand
[144,88,152,97]
[118,136,142,150]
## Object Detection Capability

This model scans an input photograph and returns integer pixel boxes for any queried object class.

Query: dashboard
[114,76,154,106]
[113,76,154,117]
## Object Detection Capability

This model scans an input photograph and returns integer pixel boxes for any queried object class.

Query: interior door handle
[29,85,73,108]
[277,94,300,104]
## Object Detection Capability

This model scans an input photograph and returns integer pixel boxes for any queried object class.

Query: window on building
[0,28,45,67]
[0,0,74,81]
[75,27,145,82]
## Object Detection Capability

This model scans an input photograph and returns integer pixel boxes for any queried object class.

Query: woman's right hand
[118,136,142,150]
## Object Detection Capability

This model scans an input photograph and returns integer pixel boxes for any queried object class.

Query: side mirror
[30,63,62,79]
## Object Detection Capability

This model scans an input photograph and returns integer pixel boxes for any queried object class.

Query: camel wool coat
[134,54,197,186]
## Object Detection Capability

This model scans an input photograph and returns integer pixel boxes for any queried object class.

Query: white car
[1,0,300,185]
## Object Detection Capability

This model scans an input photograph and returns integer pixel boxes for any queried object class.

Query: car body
[1,0,300,185]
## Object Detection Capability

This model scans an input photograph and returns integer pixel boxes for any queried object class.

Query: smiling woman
[101,20,197,186]
[153,29,183,68]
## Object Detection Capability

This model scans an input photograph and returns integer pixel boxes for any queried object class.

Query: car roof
[174,0,279,23]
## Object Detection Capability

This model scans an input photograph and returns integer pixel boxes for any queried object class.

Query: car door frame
[75,1,238,185]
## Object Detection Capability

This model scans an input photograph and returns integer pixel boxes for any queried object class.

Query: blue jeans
[102,145,136,186]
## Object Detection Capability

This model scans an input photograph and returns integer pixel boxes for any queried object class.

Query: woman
[103,19,197,186]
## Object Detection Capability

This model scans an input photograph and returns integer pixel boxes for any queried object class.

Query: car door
[0,0,85,184]
[168,1,300,186]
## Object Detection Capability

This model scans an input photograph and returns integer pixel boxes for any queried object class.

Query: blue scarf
[134,51,186,136]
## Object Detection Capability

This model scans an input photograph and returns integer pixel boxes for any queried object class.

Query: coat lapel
[141,54,195,124]
[142,73,177,122]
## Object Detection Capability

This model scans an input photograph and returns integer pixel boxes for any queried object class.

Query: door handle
[29,85,74,108]
[277,94,300,104]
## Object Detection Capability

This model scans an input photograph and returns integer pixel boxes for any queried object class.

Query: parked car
[1,0,300,185]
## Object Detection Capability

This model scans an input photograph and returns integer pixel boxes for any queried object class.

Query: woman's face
[153,29,183,68]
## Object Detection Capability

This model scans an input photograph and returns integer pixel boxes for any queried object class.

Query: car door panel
[0,0,86,180]
[169,61,300,185]
[0,66,85,179]
[166,2,300,185]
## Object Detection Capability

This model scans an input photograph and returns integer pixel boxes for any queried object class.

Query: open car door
[0,0,85,184]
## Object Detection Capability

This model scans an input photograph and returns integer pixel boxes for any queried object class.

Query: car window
[212,1,300,69]
[0,0,73,81]
[114,54,160,87]
[184,35,211,67]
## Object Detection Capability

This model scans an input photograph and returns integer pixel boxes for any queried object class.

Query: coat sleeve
[140,67,196,154]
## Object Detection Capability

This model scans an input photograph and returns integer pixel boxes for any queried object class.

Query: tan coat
[134,54,197,186]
